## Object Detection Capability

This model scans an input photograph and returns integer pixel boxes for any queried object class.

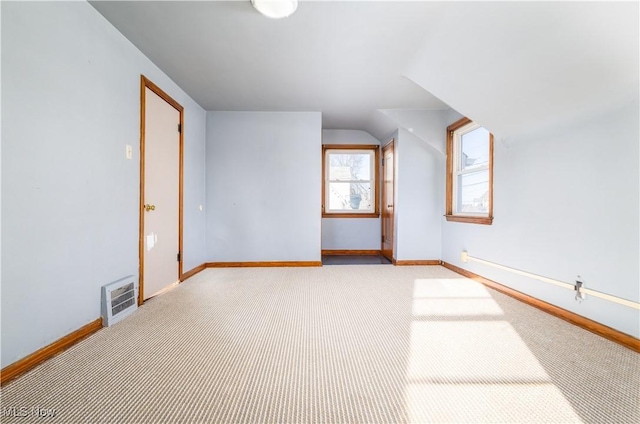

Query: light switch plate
[126,144,133,159]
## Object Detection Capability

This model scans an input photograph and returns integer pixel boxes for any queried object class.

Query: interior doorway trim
[381,139,395,262]
[139,75,184,305]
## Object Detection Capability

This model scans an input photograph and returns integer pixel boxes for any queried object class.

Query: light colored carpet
[1,265,638,423]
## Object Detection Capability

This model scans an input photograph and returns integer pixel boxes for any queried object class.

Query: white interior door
[142,86,180,300]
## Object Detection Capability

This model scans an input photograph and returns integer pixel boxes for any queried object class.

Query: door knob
[387,204,393,208]
[144,204,156,212]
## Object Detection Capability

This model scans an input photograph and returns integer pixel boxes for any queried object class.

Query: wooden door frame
[139,75,184,305]
[381,139,395,262]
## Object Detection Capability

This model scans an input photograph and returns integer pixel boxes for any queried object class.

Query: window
[446,117,494,225]
[322,144,379,218]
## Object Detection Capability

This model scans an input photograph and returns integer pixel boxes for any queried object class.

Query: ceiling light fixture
[251,0,298,19]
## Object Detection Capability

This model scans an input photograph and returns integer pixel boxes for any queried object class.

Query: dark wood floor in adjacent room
[322,255,392,265]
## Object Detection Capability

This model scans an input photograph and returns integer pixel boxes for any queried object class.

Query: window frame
[322,144,380,218]
[445,117,494,225]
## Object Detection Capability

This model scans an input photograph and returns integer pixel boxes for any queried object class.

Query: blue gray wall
[441,100,640,338]
[1,1,207,367]
[394,128,443,261]
[206,112,321,262]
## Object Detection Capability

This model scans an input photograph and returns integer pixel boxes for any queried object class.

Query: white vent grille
[101,276,138,327]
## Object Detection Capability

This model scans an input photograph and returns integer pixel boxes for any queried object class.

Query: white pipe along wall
[462,252,640,310]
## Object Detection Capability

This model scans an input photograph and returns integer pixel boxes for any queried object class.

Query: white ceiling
[90,1,451,140]
[90,1,639,144]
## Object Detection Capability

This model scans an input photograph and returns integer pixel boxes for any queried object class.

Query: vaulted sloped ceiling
[405,1,639,144]
[90,1,638,144]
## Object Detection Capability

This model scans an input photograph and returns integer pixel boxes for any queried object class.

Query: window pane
[329,153,371,180]
[456,170,489,214]
[460,127,489,170]
[328,182,372,211]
